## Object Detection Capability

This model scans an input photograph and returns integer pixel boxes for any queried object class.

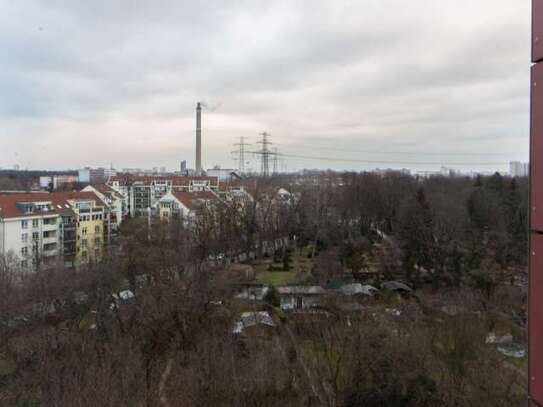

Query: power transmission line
[254,132,274,177]
[232,136,251,174]
[278,152,509,167]
[272,147,279,175]
[295,144,524,157]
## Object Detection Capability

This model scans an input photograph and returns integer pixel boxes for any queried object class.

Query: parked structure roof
[382,281,413,292]
[232,311,276,334]
[277,286,326,295]
[341,283,379,296]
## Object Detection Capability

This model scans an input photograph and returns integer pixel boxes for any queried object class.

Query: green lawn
[505,354,528,371]
[0,356,17,376]
[252,246,314,287]
[256,271,294,287]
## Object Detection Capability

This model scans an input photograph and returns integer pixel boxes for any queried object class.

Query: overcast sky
[0,0,531,173]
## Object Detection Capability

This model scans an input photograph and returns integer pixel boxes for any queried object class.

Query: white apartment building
[0,192,107,269]
[79,167,117,183]
[0,196,61,268]
[509,161,529,177]
[156,191,219,222]
[107,175,219,217]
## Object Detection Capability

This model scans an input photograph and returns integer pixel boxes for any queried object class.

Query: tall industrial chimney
[195,102,202,176]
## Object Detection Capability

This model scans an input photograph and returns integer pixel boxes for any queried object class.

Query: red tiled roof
[0,191,105,219]
[171,191,218,210]
[219,179,257,193]
[90,184,123,199]
[109,175,219,186]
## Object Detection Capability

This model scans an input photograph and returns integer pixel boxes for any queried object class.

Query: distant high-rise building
[79,167,117,183]
[509,161,529,177]
[40,175,79,190]
[122,168,142,174]
[440,166,458,177]
[180,160,187,173]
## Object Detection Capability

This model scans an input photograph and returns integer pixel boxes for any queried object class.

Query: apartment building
[206,167,238,181]
[216,182,254,208]
[157,191,219,222]
[108,175,219,217]
[509,161,529,177]
[69,195,106,265]
[0,192,107,269]
[81,184,125,239]
[39,174,79,190]
[79,167,117,183]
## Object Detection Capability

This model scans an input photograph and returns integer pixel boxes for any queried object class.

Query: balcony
[42,249,58,257]
[42,223,57,232]
[42,236,58,245]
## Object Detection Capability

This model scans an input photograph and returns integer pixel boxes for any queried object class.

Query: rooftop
[88,184,124,200]
[0,191,105,219]
[232,311,276,334]
[171,191,219,210]
[109,175,219,187]
[277,286,326,295]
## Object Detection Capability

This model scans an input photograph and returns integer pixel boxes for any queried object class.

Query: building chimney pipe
[196,102,202,176]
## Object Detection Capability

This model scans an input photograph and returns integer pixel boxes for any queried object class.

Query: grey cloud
[0,0,531,172]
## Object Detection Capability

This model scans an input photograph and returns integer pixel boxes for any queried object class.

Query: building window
[82,239,88,247]
[32,232,39,241]
[95,225,100,233]
[82,227,87,236]
[21,247,28,256]
[21,233,28,242]
[21,220,28,229]
[21,260,28,268]
[32,219,39,228]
